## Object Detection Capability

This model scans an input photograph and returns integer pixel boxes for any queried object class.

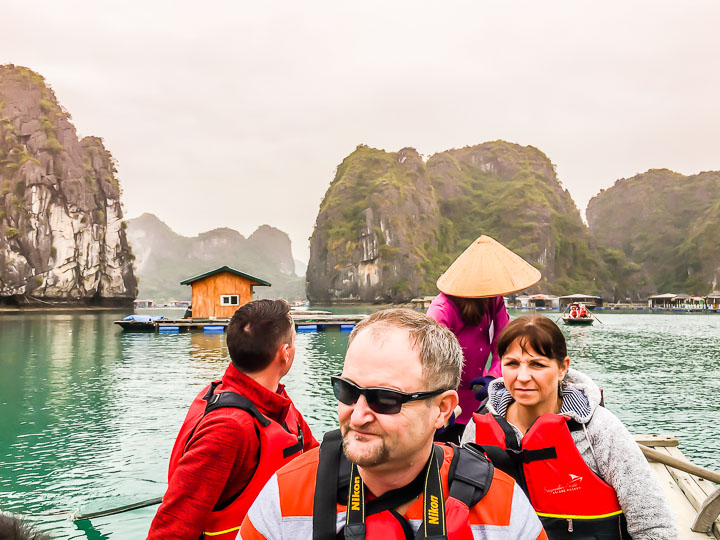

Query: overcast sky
[2,1,719,263]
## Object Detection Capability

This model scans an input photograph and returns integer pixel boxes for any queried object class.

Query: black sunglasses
[330,375,447,415]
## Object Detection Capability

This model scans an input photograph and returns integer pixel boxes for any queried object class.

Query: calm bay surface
[1,308,718,538]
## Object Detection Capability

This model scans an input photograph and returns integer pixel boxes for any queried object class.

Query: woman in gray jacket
[461,315,676,539]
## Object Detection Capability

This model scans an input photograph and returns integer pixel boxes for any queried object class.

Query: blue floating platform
[340,324,355,331]
[204,326,225,333]
[297,324,318,332]
[159,326,180,334]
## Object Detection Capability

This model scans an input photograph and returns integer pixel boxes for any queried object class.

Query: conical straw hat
[436,235,541,298]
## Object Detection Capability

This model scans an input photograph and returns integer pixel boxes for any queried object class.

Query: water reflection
[188,332,230,365]
[0,310,718,539]
[553,312,720,470]
[75,518,110,540]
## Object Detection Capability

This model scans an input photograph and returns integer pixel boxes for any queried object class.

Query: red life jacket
[312,430,494,540]
[168,381,305,540]
[473,411,629,539]
[354,496,475,540]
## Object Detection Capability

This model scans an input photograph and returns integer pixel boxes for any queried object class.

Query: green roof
[180,266,272,287]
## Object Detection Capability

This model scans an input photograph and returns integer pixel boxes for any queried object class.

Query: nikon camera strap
[344,445,447,540]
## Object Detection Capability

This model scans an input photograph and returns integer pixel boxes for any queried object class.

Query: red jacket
[147,363,318,540]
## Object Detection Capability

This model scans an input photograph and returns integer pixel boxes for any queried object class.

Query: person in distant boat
[569,304,578,318]
[147,299,318,540]
[427,236,541,443]
[462,315,677,539]
[578,304,588,318]
[240,308,547,540]
[0,513,52,540]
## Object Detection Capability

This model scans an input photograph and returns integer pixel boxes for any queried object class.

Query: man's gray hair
[348,308,464,391]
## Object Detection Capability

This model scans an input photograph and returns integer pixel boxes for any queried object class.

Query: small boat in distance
[561,302,594,326]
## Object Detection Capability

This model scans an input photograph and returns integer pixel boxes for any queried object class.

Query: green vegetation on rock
[308,141,612,303]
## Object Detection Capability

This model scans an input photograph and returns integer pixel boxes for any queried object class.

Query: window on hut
[220,295,239,306]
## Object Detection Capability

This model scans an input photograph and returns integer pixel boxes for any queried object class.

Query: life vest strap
[282,423,305,458]
[204,387,271,427]
[522,447,557,463]
[494,413,520,450]
[198,382,300,513]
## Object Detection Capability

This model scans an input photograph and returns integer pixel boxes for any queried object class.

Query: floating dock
[115,312,367,333]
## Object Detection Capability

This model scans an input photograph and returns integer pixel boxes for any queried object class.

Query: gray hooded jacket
[461,368,677,540]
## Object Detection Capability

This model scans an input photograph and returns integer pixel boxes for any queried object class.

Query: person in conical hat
[427,235,541,443]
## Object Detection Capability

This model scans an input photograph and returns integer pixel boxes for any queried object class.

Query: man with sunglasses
[240,308,546,539]
[148,299,318,540]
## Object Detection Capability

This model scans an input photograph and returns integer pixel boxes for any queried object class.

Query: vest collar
[220,362,291,422]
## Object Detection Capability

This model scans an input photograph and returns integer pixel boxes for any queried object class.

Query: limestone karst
[0,65,136,306]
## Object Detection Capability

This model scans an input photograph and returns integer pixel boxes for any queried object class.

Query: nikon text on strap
[344,446,447,540]
[313,430,495,540]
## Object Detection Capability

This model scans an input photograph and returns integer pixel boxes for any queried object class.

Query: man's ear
[279,343,291,364]
[433,390,459,430]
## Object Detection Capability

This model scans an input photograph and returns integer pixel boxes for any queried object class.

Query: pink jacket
[427,293,510,423]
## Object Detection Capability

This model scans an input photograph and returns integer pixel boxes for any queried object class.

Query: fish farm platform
[114,313,367,333]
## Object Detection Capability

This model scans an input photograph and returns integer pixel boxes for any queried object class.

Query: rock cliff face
[587,169,720,296]
[307,142,609,303]
[426,143,606,294]
[307,146,442,303]
[126,213,304,302]
[0,65,136,306]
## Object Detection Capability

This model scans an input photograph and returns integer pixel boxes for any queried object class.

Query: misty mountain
[127,213,305,302]
[587,168,720,298]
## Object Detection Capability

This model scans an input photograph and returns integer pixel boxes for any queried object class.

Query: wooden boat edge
[635,434,720,539]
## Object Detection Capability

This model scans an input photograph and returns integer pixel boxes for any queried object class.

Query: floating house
[559,294,603,310]
[647,293,677,309]
[514,294,560,310]
[706,292,720,310]
[647,293,705,310]
[166,300,191,308]
[674,295,705,310]
[410,295,437,309]
[180,266,271,319]
[134,299,154,308]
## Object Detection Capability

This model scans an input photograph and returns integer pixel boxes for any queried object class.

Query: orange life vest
[168,381,305,539]
[313,430,498,540]
[240,435,547,540]
[473,411,629,538]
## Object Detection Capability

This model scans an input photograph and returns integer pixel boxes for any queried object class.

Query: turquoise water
[0,309,718,538]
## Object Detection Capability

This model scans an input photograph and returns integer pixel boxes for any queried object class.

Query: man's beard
[341,428,390,467]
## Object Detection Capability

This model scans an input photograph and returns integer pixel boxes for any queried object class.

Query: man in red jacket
[147,299,318,540]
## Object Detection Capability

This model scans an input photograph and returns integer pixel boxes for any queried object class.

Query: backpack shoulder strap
[313,429,343,540]
[448,444,494,507]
